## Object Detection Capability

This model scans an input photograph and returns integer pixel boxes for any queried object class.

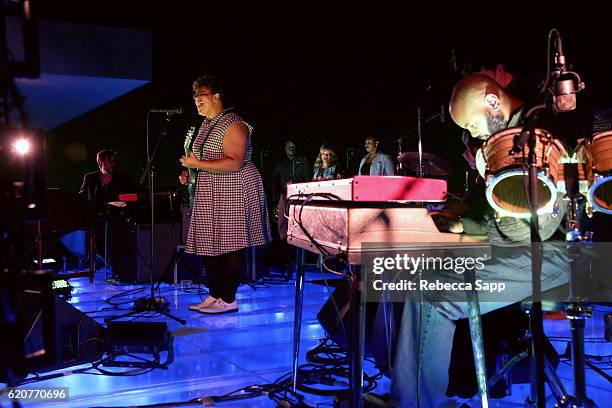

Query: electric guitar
[183,126,197,207]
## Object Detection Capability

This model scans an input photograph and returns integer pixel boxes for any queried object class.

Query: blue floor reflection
[6,267,612,407]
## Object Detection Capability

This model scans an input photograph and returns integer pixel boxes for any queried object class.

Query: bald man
[449,74,525,140]
[390,74,569,407]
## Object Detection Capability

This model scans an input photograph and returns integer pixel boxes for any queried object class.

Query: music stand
[105,112,186,325]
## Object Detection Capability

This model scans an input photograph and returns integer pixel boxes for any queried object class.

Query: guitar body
[183,126,197,208]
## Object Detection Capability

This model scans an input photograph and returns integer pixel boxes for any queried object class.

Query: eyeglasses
[193,91,212,99]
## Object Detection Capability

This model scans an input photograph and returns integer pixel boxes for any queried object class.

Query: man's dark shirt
[272,156,311,196]
[79,171,138,214]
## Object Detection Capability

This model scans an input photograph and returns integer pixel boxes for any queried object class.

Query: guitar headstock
[184,126,196,151]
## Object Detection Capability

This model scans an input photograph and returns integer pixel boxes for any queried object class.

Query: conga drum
[575,130,612,214]
[476,127,569,218]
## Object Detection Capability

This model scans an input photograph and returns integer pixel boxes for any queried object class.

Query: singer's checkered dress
[185,111,271,256]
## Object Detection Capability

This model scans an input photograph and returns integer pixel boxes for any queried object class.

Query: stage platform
[8,266,612,407]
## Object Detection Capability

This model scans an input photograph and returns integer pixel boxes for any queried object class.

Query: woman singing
[179,74,271,314]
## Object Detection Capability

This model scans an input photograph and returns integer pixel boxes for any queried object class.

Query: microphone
[149,107,184,115]
[551,32,585,112]
[553,73,579,112]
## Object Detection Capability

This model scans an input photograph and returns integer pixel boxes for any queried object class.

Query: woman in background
[357,136,395,176]
[313,144,343,180]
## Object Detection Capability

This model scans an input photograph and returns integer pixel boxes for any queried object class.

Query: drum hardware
[417,107,423,177]
[575,131,612,215]
[490,122,600,407]
[511,123,549,407]
[397,152,454,177]
[395,107,446,177]
[555,162,597,407]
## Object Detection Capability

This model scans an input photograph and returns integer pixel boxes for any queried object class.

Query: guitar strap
[186,108,235,209]
[194,107,234,159]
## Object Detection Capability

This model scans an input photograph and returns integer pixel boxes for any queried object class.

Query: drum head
[590,175,612,214]
[486,170,557,218]
[481,127,564,218]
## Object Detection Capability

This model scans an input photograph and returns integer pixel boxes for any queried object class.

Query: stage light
[14,138,31,155]
[51,279,73,300]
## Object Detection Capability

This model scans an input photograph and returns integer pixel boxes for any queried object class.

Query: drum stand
[520,127,596,407]
[522,196,596,408]
[516,125,548,408]
[554,183,596,407]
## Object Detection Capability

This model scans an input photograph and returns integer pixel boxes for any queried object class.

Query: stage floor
[9,266,612,407]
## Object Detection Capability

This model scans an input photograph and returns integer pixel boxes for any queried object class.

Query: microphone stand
[106,112,186,325]
[511,118,546,407]
[397,109,443,176]
[525,126,546,408]
[396,136,404,175]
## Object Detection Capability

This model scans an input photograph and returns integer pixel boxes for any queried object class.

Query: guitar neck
[184,126,196,156]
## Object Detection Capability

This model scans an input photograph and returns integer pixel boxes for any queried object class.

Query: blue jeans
[390,244,569,407]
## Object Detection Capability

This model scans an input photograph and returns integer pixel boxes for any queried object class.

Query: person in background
[313,144,343,180]
[179,74,271,314]
[79,149,139,271]
[273,140,311,240]
[79,149,138,214]
[357,136,395,176]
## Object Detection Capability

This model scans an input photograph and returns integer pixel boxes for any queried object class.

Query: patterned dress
[185,110,271,256]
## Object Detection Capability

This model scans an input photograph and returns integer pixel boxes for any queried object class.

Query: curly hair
[313,144,339,171]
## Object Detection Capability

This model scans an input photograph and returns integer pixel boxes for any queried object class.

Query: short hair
[192,74,225,96]
[96,149,117,165]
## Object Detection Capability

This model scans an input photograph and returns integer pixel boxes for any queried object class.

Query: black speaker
[105,321,173,354]
[103,321,174,368]
[17,290,105,376]
[112,222,181,282]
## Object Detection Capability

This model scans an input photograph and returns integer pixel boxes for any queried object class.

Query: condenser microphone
[149,107,184,115]
[553,73,579,112]
[551,33,584,112]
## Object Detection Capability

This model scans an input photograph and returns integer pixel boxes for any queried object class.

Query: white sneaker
[188,296,217,311]
[197,298,238,314]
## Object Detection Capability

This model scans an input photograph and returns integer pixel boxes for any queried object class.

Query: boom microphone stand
[106,112,186,325]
